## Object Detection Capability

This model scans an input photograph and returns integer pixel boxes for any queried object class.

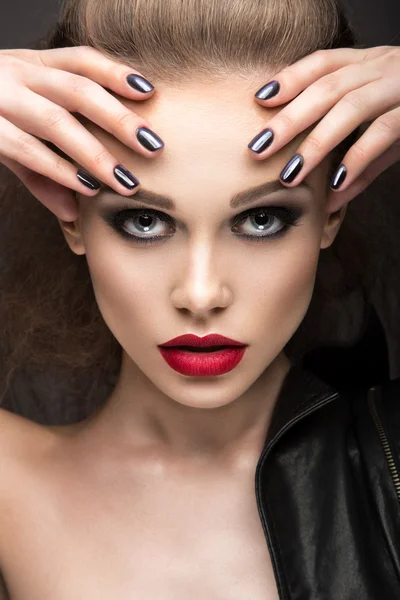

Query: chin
[168,392,243,410]
[156,367,266,409]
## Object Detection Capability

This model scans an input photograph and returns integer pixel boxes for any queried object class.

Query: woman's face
[61,73,345,409]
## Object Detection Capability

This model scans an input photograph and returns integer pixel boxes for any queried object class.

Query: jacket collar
[264,362,340,450]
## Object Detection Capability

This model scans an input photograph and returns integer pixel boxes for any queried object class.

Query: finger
[24,66,164,157]
[6,46,156,101]
[326,142,400,212]
[0,115,107,201]
[248,59,390,162]
[275,83,400,187]
[253,47,373,106]
[328,107,400,191]
[0,154,79,221]
[2,91,142,197]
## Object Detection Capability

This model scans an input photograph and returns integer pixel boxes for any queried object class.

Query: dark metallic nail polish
[248,129,274,154]
[280,154,304,183]
[136,127,165,152]
[77,170,100,190]
[126,74,154,93]
[331,165,347,190]
[114,165,140,190]
[255,81,280,100]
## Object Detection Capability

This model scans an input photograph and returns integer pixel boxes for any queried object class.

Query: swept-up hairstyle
[1,0,399,423]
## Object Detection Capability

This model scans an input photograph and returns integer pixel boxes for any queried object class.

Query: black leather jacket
[257,364,400,599]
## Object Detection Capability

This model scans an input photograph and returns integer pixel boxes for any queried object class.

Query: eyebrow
[99,179,313,211]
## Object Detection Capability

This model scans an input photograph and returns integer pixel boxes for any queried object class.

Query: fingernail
[255,81,280,100]
[114,165,140,190]
[136,127,165,151]
[126,74,154,93]
[77,170,101,190]
[331,164,347,190]
[280,154,304,183]
[248,129,274,154]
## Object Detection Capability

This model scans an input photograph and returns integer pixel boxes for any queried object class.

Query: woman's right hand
[0,46,163,221]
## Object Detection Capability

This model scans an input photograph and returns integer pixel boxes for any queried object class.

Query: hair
[1,0,399,424]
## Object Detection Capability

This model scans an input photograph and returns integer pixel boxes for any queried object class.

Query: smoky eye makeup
[99,201,305,245]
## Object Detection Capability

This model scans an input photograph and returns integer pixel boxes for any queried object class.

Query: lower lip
[158,346,247,376]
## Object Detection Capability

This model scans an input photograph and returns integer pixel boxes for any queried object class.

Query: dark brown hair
[1,0,398,424]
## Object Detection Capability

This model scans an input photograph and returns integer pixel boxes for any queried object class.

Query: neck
[83,351,292,466]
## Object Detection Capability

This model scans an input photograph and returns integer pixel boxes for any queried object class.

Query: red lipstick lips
[158,334,248,376]
[159,333,246,348]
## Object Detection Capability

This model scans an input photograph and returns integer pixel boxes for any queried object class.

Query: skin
[0,72,348,599]
[57,72,346,463]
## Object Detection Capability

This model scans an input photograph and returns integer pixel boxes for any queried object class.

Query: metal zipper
[255,390,339,600]
[368,386,400,503]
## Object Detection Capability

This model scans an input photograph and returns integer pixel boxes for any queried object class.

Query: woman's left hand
[248,46,400,212]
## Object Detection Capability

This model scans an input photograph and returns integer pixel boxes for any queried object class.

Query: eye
[103,208,175,244]
[231,206,302,240]
[102,204,303,244]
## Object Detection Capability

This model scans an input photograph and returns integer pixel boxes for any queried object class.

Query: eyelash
[102,204,303,245]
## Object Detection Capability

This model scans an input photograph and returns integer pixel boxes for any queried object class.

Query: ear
[320,203,348,250]
[57,217,86,256]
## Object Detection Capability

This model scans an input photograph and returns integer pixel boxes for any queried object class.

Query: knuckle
[343,92,366,111]
[43,107,68,130]
[312,49,329,68]
[349,143,367,162]
[15,132,37,156]
[114,111,136,132]
[274,111,294,129]
[375,112,400,136]
[68,74,94,98]
[52,155,65,173]
[75,46,108,66]
[373,45,397,59]
[388,47,400,61]
[303,135,324,153]
[372,45,391,57]
[69,45,94,58]
[0,54,15,68]
[81,45,100,57]
[36,52,47,68]
[315,74,339,95]
[0,54,24,79]
[91,148,111,167]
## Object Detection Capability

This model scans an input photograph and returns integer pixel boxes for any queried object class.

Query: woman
[0,0,399,597]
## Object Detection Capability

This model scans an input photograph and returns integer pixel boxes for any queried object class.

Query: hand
[0,46,164,221]
[247,46,400,212]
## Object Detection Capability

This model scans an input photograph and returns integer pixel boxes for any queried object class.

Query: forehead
[84,76,327,201]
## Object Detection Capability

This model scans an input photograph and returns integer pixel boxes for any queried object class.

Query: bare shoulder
[0,406,85,507]
[0,406,53,457]
[0,407,78,491]
[0,410,86,598]
[0,408,57,513]
[0,408,56,599]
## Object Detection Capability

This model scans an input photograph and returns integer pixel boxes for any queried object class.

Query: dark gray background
[0,0,399,49]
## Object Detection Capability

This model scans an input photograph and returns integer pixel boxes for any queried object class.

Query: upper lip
[159,334,246,347]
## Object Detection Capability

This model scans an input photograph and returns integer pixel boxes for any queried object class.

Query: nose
[170,243,233,318]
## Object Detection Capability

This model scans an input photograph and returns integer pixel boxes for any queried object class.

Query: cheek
[241,233,321,334]
[274,246,319,319]
[83,235,160,338]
